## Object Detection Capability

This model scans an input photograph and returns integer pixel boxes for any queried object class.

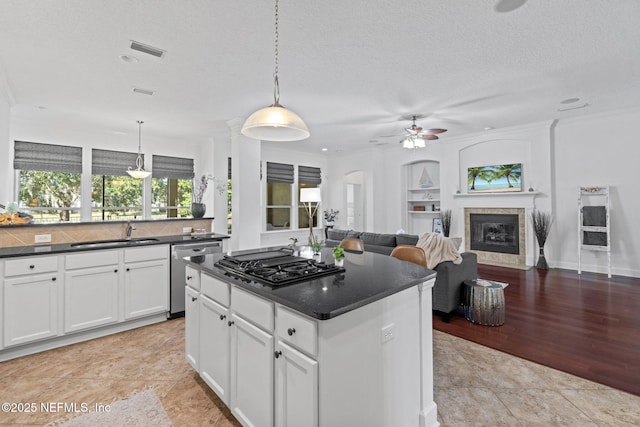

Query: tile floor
[0,318,638,426]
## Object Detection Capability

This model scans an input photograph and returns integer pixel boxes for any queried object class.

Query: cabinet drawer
[231,287,273,332]
[201,273,230,307]
[65,250,119,270]
[124,245,169,263]
[4,256,58,277]
[276,306,317,357]
[185,265,201,291]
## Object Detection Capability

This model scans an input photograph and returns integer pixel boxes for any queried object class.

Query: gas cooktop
[215,248,345,286]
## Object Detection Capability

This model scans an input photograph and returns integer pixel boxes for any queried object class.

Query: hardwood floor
[433,264,640,397]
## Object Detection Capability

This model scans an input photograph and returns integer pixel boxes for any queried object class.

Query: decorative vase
[536,247,549,270]
[191,203,206,218]
[334,258,344,267]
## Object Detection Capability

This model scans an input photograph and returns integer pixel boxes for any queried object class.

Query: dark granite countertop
[185,247,436,320]
[0,233,229,258]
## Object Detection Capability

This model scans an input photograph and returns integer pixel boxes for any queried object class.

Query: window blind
[298,165,322,185]
[151,155,194,179]
[92,149,140,176]
[14,141,82,173]
[266,162,294,183]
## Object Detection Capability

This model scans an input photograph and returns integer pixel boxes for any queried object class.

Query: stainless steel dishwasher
[170,240,222,318]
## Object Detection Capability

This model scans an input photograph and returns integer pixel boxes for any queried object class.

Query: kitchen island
[184,247,439,427]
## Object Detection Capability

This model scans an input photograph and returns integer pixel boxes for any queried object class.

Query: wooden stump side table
[463,279,508,326]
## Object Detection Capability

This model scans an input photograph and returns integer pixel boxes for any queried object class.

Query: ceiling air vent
[132,87,156,96]
[130,40,166,58]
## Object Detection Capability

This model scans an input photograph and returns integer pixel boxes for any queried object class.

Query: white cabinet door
[230,313,274,427]
[64,266,119,333]
[124,258,169,319]
[185,285,200,371]
[275,341,318,427]
[200,295,231,404]
[4,273,59,347]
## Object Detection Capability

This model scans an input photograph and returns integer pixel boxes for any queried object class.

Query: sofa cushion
[360,232,396,247]
[345,230,361,239]
[327,228,348,241]
[396,233,419,246]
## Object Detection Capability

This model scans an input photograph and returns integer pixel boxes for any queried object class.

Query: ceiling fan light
[241,104,310,141]
[402,138,414,149]
[414,138,426,148]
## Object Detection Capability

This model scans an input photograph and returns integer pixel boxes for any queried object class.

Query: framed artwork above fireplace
[468,163,522,193]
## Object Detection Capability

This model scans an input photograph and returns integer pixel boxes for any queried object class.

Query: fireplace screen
[470,213,519,254]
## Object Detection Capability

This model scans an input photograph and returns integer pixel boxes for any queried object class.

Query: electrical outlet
[381,323,395,344]
[35,234,52,243]
[183,227,193,234]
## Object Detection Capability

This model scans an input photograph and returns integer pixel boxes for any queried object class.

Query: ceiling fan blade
[420,134,439,140]
[424,128,447,135]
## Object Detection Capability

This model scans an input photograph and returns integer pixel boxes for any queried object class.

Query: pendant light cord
[136,120,144,169]
[273,0,280,106]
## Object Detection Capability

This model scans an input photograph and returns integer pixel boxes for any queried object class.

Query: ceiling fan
[404,115,447,141]
[399,115,447,148]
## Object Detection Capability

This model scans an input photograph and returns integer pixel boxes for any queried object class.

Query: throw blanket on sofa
[416,232,463,269]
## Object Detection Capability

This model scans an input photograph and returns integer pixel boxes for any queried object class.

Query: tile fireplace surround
[465,207,527,268]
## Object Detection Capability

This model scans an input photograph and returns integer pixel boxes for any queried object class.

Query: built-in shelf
[408,211,440,215]
[408,199,440,203]
[408,187,440,191]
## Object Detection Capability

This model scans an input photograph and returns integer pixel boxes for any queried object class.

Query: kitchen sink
[70,238,159,249]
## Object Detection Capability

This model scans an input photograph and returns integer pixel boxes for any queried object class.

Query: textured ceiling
[1,0,639,152]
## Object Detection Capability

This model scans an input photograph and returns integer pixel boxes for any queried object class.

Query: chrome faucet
[126,222,136,240]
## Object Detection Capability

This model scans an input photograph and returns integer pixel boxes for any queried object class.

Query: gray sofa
[326,228,478,321]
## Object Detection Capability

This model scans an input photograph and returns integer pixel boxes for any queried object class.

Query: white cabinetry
[3,256,59,347]
[123,246,169,319]
[185,284,200,371]
[64,250,119,333]
[275,306,319,427]
[230,286,274,427]
[403,160,441,235]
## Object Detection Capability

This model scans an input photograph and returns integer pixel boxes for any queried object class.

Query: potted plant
[439,209,452,237]
[309,234,324,255]
[192,174,212,218]
[531,210,553,269]
[333,245,345,266]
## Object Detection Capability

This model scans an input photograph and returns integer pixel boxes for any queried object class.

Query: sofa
[326,228,478,321]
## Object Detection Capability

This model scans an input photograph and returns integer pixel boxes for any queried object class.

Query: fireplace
[470,213,519,255]
[464,207,527,268]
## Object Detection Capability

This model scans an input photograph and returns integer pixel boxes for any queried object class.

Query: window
[151,155,194,218]
[297,166,322,229]
[264,162,322,232]
[266,162,294,230]
[91,149,143,221]
[14,141,82,223]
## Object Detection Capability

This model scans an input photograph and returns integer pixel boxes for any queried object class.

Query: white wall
[0,97,11,205]
[550,108,640,277]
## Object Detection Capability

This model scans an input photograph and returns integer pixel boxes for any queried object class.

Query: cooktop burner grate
[215,249,345,286]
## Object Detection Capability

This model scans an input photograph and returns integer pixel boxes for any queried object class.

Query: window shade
[151,155,194,179]
[298,165,322,185]
[266,162,294,183]
[14,141,82,173]
[92,149,139,176]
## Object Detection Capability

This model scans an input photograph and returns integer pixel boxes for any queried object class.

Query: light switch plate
[35,234,52,243]
[183,227,193,234]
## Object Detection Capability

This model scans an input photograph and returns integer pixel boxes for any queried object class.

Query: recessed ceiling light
[321,148,328,152]
[119,54,139,63]
[560,97,580,104]
[494,0,527,13]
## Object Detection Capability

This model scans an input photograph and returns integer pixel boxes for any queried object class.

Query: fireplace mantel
[453,191,540,209]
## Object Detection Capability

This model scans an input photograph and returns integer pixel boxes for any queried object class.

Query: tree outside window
[91,175,143,221]
[18,171,81,222]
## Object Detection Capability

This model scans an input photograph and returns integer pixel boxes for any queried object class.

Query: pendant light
[127,120,151,179]
[241,0,309,142]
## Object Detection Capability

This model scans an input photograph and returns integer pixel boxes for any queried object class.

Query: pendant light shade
[242,104,309,142]
[127,120,151,179]
[241,0,309,142]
